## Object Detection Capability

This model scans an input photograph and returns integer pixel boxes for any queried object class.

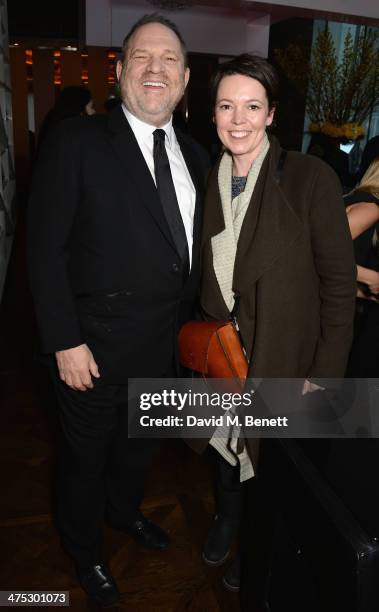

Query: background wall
[251,0,379,20]
[86,0,270,57]
[0,0,15,302]
[268,17,314,151]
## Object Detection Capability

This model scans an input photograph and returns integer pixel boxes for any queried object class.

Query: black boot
[202,454,242,566]
[202,511,240,565]
[223,555,240,592]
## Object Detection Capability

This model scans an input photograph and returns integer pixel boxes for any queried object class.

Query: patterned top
[232,175,247,200]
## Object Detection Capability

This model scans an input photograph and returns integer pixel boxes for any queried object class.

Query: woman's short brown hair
[211,54,279,111]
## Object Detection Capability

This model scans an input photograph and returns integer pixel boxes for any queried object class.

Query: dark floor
[0,214,241,611]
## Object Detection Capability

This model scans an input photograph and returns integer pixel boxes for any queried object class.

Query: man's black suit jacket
[27,106,208,382]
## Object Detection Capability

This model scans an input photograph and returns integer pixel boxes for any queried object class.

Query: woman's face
[214,74,274,169]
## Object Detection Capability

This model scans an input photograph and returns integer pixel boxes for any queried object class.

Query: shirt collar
[122,104,176,150]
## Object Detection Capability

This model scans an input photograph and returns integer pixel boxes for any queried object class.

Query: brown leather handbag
[178,297,248,391]
[179,152,288,391]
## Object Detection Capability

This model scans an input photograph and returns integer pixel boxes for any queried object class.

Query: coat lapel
[106,107,177,252]
[233,140,304,294]
[201,161,230,318]
[201,159,225,246]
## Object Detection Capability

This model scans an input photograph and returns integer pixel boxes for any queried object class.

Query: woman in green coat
[199,54,356,591]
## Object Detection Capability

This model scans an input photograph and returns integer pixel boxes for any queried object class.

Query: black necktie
[153,129,189,270]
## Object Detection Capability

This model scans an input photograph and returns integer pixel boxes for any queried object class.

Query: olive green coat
[195,137,356,464]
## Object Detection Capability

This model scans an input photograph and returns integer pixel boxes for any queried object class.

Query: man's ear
[116,60,123,82]
[184,67,190,89]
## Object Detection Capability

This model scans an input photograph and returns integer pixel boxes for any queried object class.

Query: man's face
[117,22,189,127]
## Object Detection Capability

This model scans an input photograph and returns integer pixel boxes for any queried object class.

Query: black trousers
[50,371,160,566]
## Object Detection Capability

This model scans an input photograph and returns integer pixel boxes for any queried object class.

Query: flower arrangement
[275,26,379,141]
[308,121,365,140]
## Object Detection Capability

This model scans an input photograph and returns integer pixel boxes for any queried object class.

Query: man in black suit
[27,14,207,606]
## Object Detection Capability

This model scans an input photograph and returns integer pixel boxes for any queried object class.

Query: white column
[86,0,112,47]
[246,15,271,58]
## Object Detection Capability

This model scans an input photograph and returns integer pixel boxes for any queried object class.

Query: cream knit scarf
[211,134,270,312]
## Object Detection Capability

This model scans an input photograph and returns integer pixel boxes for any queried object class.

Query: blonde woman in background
[345,157,379,376]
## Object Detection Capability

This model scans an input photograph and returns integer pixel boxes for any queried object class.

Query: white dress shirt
[122,105,196,266]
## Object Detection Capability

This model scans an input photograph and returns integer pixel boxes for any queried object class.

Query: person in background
[345,158,379,376]
[197,54,356,592]
[27,14,207,607]
[104,95,122,112]
[358,135,379,180]
[38,86,95,148]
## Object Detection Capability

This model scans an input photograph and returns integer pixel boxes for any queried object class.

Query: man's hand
[302,379,325,395]
[55,344,100,391]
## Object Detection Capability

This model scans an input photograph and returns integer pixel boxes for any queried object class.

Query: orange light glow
[25,49,33,65]
[107,50,117,85]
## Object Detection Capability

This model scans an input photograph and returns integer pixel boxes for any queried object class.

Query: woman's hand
[357,286,369,300]
[302,379,325,395]
[356,287,379,302]
[357,265,379,296]
[367,273,379,295]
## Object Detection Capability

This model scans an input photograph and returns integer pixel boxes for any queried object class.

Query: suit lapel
[175,130,206,279]
[107,107,177,252]
[175,130,202,195]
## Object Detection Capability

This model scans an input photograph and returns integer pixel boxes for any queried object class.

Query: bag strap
[230,292,240,325]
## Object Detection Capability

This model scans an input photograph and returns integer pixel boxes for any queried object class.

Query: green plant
[275,26,379,136]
